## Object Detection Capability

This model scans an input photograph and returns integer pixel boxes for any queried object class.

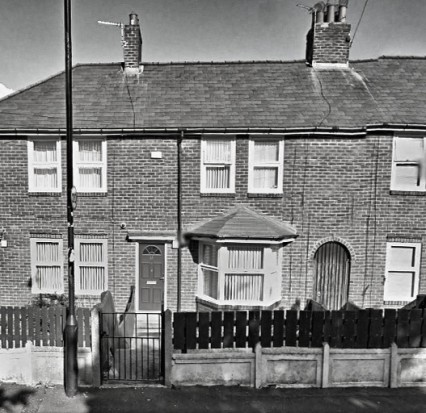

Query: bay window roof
[185,205,297,241]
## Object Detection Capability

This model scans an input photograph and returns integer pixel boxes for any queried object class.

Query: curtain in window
[36,242,59,261]
[34,168,58,189]
[202,244,218,267]
[33,141,58,189]
[253,167,278,189]
[79,141,102,162]
[78,242,106,292]
[204,140,231,163]
[224,274,263,301]
[254,141,279,162]
[228,247,263,270]
[78,167,102,189]
[34,242,62,291]
[206,166,230,189]
[34,141,57,162]
[202,268,218,299]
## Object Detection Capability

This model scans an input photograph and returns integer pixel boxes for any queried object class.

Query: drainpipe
[177,131,183,311]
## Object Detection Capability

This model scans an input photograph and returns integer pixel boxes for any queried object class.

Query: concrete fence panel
[328,348,390,387]
[172,350,255,387]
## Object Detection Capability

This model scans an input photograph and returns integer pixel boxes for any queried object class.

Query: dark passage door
[139,244,164,311]
[313,242,351,310]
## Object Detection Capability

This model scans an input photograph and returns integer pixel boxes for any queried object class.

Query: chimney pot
[123,12,142,75]
[129,13,139,25]
[306,1,351,67]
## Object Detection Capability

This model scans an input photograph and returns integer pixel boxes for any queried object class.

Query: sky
[1,0,426,94]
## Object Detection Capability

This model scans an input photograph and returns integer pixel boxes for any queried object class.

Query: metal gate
[100,312,163,383]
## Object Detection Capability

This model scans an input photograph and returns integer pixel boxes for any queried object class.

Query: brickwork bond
[0,134,425,311]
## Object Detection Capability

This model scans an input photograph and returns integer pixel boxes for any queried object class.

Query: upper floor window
[73,139,107,193]
[30,238,64,293]
[28,138,62,192]
[248,139,284,194]
[384,242,421,303]
[75,238,108,295]
[200,138,235,193]
[391,137,426,191]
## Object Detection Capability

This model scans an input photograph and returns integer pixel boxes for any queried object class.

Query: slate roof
[185,206,298,241]
[0,57,425,131]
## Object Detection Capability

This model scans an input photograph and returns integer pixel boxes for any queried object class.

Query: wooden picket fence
[173,309,426,351]
[0,306,91,349]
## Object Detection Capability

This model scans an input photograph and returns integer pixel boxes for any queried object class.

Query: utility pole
[64,0,78,397]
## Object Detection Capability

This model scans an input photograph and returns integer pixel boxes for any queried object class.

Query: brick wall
[307,23,351,65]
[123,24,141,69]
[0,134,425,311]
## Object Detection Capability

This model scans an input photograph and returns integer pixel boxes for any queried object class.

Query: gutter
[2,124,426,137]
[0,126,368,137]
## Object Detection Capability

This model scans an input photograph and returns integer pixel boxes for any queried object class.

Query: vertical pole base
[64,315,79,397]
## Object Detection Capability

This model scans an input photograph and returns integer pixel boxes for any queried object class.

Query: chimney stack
[123,13,142,75]
[306,1,351,68]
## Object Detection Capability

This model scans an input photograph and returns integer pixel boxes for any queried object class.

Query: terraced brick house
[0,3,426,313]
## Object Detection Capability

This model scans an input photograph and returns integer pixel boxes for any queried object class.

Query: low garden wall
[171,344,426,388]
[0,342,93,385]
[169,308,426,388]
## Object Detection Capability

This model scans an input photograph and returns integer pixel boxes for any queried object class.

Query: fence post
[390,342,398,388]
[254,341,263,389]
[91,306,101,387]
[163,309,173,387]
[322,342,330,388]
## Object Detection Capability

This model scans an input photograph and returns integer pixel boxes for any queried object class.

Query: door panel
[139,244,164,311]
[313,242,351,310]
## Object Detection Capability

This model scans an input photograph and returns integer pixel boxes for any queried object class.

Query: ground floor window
[75,238,108,295]
[30,238,64,294]
[384,242,421,303]
[198,242,282,306]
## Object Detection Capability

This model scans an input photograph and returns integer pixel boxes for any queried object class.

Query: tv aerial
[97,20,126,47]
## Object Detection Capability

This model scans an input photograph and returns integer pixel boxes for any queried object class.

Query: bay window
[198,242,282,306]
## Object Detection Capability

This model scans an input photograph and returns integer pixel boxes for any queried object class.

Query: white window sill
[247,192,283,198]
[389,189,426,196]
[196,294,281,309]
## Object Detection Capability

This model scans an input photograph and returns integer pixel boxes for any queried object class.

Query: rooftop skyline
[1,0,426,93]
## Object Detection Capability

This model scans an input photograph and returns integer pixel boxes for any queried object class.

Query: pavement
[0,383,425,413]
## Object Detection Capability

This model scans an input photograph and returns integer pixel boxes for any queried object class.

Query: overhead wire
[350,0,370,48]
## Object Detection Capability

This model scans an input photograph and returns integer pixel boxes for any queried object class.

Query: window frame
[248,138,284,194]
[391,136,426,192]
[73,138,107,193]
[30,238,64,294]
[384,241,421,302]
[200,137,236,194]
[27,137,62,193]
[197,241,282,306]
[75,238,108,295]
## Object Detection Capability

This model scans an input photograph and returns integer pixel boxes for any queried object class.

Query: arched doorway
[313,241,351,310]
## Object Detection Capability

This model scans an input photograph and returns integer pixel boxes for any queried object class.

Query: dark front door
[139,244,164,311]
[313,242,351,310]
